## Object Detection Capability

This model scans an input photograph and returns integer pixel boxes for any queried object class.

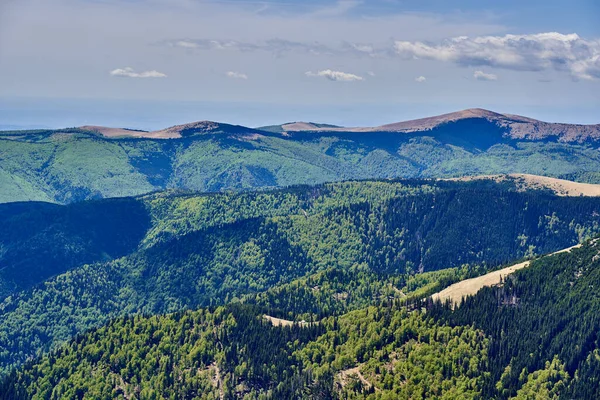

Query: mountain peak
[81,120,263,139]
[458,108,506,118]
[375,108,509,132]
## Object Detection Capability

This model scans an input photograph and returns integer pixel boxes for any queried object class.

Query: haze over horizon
[1,0,599,129]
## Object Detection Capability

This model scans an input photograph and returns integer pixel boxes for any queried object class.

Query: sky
[0,0,599,129]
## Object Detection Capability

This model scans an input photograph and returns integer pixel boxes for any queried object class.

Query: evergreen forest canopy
[2,176,600,398]
[3,235,600,399]
[3,111,600,204]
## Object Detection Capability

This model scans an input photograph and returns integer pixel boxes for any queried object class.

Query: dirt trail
[430,243,581,307]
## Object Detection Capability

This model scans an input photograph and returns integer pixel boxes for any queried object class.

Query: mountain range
[2,108,600,204]
[3,107,600,398]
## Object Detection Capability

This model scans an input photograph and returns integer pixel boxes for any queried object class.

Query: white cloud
[226,71,248,79]
[395,32,600,80]
[367,71,376,77]
[110,67,167,78]
[415,75,426,82]
[473,70,498,81]
[306,69,363,81]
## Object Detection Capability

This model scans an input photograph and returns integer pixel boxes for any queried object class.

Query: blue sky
[0,0,598,129]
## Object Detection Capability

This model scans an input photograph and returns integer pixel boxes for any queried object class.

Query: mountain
[2,177,600,378]
[272,108,600,143]
[3,109,600,398]
[3,231,600,399]
[80,120,267,139]
[258,121,343,133]
[1,108,600,204]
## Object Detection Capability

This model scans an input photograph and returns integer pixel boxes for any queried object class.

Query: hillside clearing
[449,174,600,197]
[430,243,582,307]
[263,315,314,327]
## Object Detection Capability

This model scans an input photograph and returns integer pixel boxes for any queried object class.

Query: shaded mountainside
[4,239,600,399]
[2,109,600,204]
[0,198,150,299]
[2,179,600,377]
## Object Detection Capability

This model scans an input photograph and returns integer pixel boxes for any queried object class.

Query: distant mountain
[269,108,600,143]
[80,120,267,139]
[1,108,600,204]
[258,121,342,133]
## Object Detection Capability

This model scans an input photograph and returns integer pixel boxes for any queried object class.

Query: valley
[3,0,598,397]
[3,237,600,399]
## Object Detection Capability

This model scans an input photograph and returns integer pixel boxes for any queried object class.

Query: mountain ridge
[2,108,600,204]
[265,108,600,143]
[79,120,267,139]
[66,108,600,142]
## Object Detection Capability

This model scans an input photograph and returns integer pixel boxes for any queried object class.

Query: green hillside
[3,238,600,399]
[2,179,600,378]
[3,116,600,204]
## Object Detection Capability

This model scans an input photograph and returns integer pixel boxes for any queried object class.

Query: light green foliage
[510,357,569,400]
[1,304,489,400]
[3,123,600,204]
[296,308,489,399]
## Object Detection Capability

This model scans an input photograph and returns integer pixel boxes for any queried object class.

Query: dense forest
[0,198,150,298]
[3,116,600,204]
[428,238,600,399]
[3,238,600,399]
[1,178,600,385]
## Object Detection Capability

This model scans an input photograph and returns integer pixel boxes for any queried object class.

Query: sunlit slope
[3,109,600,204]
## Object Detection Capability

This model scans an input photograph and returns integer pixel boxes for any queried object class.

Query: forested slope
[1,179,600,378]
[5,239,600,399]
[0,304,489,399]
[429,238,600,399]
[0,198,150,298]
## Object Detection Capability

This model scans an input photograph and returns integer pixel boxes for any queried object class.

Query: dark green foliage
[1,180,600,377]
[0,304,325,399]
[429,238,600,399]
[6,236,600,398]
[560,171,600,184]
[0,198,150,298]
[2,178,600,397]
[0,303,488,399]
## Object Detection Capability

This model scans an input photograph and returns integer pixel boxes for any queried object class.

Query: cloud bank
[394,32,600,80]
[305,69,364,81]
[415,76,426,82]
[167,38,363,57]
[110,67,167,78]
